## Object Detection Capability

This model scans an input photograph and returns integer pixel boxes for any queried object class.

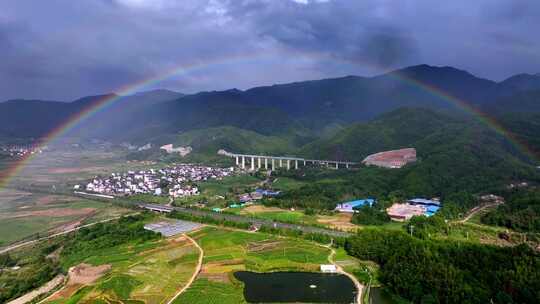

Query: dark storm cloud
[0,0,539,101]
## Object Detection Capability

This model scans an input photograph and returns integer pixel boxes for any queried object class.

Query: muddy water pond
[234,271,357,303]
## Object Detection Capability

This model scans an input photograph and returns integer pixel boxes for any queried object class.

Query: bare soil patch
[247,240,283,252]
[317,213,358,231]
[48,263,111,301]
[240,205,284,214]
[199,272,230,283]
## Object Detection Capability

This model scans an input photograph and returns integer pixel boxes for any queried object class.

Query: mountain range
[1,64,539,162]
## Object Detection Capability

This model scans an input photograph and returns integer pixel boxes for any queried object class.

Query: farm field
[0,191,130,246]
[46,235,200,304]
[173,227,332,304]
[234,204,364,231]
[237,205,319,225]
[7,149,163,192]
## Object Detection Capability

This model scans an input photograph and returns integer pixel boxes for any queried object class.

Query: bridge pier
[231,154,356,171]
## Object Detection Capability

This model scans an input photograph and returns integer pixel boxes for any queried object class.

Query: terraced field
[174,227,331,304]
[0,192,129,246]
[46,237,200,304]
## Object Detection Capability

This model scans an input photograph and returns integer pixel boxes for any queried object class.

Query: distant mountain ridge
[0,64,539,142]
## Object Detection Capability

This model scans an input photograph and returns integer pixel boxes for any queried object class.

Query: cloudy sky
[1,0,539,101]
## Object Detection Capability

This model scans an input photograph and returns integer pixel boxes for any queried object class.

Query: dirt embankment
[7,275,66,304]
[47,263,111,301]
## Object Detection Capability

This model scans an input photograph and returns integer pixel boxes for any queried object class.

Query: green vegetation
[0,245,60,303]
[352,203,391,226]
[0,197,131,245]
[174,227,332,304]
[45,214,201,303]
[346,229,540,304]
[267,109,539,215]
[98,274,142,299]
[481,189,540,232]
[167,210,346,246]
[60,214,160,268]
[172,278,246,304]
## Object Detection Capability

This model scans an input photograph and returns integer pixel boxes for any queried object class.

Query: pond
[234,271,357,303]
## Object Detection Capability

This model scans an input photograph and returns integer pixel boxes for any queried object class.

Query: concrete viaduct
[228,153,357,171]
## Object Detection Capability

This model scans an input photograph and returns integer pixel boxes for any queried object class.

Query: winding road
[456,201,504,224]
[166,234,204,304]
[322,244,364,304]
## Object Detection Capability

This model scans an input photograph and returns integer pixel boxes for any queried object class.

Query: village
[0,144,44,158]
[81,164,234,198]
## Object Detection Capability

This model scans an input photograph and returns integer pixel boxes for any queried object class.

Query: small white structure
[320,264,337,273]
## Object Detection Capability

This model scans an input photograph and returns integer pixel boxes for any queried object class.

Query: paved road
[141,204,352,238]
[456,202,504,224]
[324,244,363,304]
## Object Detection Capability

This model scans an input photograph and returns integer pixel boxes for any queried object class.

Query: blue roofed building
[424,205,441,216]
[335,199,375,213]
[407,198,442,216]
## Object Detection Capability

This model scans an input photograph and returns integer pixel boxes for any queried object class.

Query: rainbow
[0,54,536,188]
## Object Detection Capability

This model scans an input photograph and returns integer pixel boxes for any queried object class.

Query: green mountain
[273,108,539,211]
[155,126,299,155]
[2,64,540,141]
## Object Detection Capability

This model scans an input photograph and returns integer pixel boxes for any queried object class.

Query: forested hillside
[267,108,539,211]
[2,64,540,142]
[345,229,540,304]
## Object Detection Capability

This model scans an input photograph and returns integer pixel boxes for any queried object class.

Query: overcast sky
[1,0,539,101]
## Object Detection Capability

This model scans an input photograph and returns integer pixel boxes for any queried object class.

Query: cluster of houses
[81,164,234,198]
[335,197,441,221]
[238,189,281,203]
[210,189,282,212]
[0,145,44,158]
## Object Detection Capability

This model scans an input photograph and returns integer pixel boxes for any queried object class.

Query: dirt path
[324,244,364,304]
[7,275,65,304]
[0,213,138,255]
[166,234,204,304]
[457,202,504,224]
